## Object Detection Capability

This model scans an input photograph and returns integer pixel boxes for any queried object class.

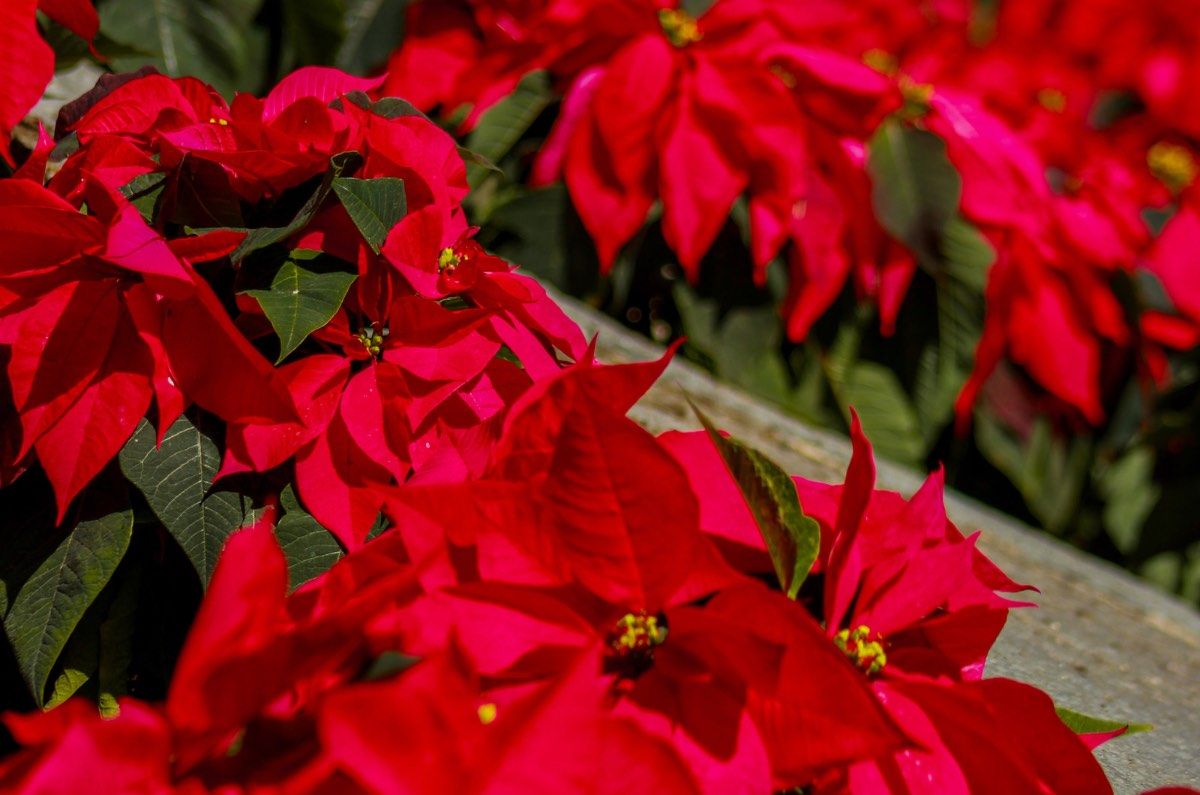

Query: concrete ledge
[557,290,1200,794]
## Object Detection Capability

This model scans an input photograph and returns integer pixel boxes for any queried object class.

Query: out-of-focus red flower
[0,699,171,793]
[1141,208,1200,355]
[0,0,98,163]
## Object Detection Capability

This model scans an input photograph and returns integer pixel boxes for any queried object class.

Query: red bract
[222,283,579,547]
[803,415,1032,681]
[763,44,909,338]
[0,178,294,516]
[1141,208,1200,357]
[322,647,707,793]
[61,67,384,203]
[814,677,1114,795]
[387,1,907,286]
[0,0,97,163]
[1019,0,1200,139]
[384,357,906,789]
[0,348,1129,792]
[0,699,171,793]
[659,410,1109,792]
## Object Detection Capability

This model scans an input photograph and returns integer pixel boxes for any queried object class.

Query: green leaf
[332,177,407,253]
[868,120,962,267]
[44,607,99,710]
[465,71,553,175]
[681,0,718,16]
[835,362,926,467]
[233,151,363,262]
[458,146,505,188]
[692,404,820,598]
[276,486,344,591]
[2,507,133,706]
[279,0,346,75]
[119,172,168,222]
[941,218,995,293]
[244,252,357,362]
[976,414,1092,534]
[822,311,926,466]
[119,415,253,586]
[335,0,409,75]
[913,271,986,446]
[337,91,427,121]
[45,564,140,716]
[96,567,140,717]
[1096,446,1160,555]
[363,650,420,681]
[99,0,266,97]
[1056,706,1152,737]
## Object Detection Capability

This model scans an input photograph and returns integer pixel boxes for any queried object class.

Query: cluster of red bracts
[0,66,585,544]
[386,0,1200,429]
[0,349,1127,793]
[0,4,1187,792]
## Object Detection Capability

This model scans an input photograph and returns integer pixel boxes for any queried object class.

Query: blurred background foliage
[45,0,1200,604]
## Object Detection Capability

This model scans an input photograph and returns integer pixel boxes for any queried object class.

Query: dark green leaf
[119,415,252,586]
[119,172,168,222]
[465,71,552,177]
[1135,270,1176,314]
[868,120,961,267]
[673,281,793,408]
[44,563,141,715]
[244,252,357,362]
[44,604,100,710]
[337,91,427,121]
[1096,446,1159,555]
[692,404,820,598]
[335,0,409,75]
[363,650,420,681]
[821,311,925,465]
[99,0,267,97]
[276,486,344,591]
[332,177,407,253]
[681,0,718,16]
[458,146,504,187]
[280,0,346,74]
[2,507,133,706]
[835,362,926,466]
[233,151,363,262]
[96,567,140,716]
[913,271,986,446]
[941,218,995,293]
[976,414,1092,534]
[1056,706,1152,737]
[40,16,155,68]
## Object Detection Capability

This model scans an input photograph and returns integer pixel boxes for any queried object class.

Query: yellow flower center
[659,8,702,47]
[863,49,899,77]
[834,625,888,676]
[770,64,798,89]
[612,612,668,653]
[1148,142,1197,195]
[477,703,498,725]
[899,76,935,117]
[1037,88,1067,113]
[438,247,462,272]
[356,324,388,358]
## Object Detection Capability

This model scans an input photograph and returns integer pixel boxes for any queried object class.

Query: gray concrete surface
[558,291,1200,794]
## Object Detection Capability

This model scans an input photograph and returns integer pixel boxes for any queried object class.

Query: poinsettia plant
[0,2,1197,794]
[375,0,1200,604]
